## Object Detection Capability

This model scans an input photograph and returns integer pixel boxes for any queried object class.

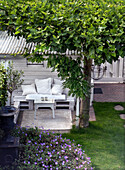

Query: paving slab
[89,106,96,121]
[21,109,72,132]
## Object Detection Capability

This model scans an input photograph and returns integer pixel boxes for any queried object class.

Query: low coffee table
[34,98,55,119]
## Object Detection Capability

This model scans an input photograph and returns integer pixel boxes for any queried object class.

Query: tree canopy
[0,0,125,99]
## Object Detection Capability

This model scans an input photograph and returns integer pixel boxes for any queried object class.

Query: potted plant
[0,61,24,141]
[6,61,24,106]
[0,63,8,140]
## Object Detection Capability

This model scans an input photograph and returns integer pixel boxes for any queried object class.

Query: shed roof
[0,31,35,55]
[0,31,78,56]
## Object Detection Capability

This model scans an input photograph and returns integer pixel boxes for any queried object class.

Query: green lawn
[62,102,125,170]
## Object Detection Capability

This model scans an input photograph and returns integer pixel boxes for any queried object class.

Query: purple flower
[76,157,79,160]
[55,162,58,165]
[64,156,68,159]
[61,150,65,153]
[34,162,37,165]
[82,161,86,164]
[62,161,65,165]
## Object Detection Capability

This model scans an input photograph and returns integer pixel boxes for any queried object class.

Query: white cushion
[63,88,70,95]
[21,84,37,96]
[52,84,63,95]
[54,78,63,85]
[35,78,52,94]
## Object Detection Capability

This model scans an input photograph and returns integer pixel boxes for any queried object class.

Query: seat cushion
[54,78,64,85]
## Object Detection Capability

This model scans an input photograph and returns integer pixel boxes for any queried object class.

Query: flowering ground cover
[1,126,93,170]
[63,102,125,169]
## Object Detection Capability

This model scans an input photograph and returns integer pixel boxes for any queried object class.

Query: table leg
[51,104,55,118]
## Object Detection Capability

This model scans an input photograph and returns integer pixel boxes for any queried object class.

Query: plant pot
[0,106,17,140]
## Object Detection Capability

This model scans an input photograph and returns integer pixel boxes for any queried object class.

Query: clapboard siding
[0,56,59,86]
[0,55,125,84]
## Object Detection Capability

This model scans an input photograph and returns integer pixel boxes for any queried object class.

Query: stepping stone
[120,114,125,120]
[114,105,124,111]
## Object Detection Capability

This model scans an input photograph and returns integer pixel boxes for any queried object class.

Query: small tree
[0,63,8,107]
[6,61,24,106]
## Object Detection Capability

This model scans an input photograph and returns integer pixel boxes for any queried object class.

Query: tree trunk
[79,57,92,128]
[9,92,12,106]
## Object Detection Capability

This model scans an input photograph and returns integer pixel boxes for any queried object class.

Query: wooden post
[76,98,79,128]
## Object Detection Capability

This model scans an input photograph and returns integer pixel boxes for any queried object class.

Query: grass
[62,102,125,170]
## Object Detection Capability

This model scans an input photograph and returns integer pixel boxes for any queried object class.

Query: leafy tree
[0,0,124,127]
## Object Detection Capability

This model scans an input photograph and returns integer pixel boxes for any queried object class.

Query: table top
[26,94,66,100]
[34,98,55,104]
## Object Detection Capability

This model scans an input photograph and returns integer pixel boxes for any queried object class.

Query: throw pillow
[52,84,63,95]
[21,84,37,96]
[35,78,52,94]
[54,78,64,85]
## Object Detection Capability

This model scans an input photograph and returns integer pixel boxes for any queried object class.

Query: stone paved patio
[19,109,72,133]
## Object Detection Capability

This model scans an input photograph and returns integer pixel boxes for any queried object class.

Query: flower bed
[12,126,93,170]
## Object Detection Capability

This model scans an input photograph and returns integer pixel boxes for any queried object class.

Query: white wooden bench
[13,93,76,111]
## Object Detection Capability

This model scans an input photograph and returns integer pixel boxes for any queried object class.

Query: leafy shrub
[11,126,93,170]
[0,63,7,107]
